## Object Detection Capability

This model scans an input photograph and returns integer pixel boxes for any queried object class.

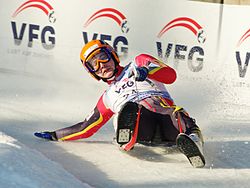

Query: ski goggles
[85,48,111,73]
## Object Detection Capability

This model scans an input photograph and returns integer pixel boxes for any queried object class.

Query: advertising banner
[0,0,249,121]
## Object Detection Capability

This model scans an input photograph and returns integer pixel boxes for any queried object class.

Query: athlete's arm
[135,53,177,84]
[55,95,114,141]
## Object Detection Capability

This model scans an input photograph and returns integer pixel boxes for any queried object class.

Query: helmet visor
[85,48,111,73]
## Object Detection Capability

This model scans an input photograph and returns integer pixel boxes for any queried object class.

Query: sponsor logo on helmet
[82,8,129,59]
[156,17,206,73]
[84,44,100,58]
[235,28,250,78]
[10,0,56,52]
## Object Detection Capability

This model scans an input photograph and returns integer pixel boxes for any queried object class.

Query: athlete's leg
[180,112,204,143]
[157,113,180,142]
[137,106,158,142]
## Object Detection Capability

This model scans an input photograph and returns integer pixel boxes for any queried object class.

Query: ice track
[0,76,249,188]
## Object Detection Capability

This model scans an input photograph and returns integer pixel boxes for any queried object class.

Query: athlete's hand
[34,131,58,141]
[129,66,148,81]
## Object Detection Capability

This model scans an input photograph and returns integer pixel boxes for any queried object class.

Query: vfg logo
[82,8,129,58]
[11,0,56,49]
[156,17,206,72]
[236,29,250,78]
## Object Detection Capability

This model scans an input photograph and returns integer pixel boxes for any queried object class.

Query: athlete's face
[93,52,116,79]
[95,59,116,79]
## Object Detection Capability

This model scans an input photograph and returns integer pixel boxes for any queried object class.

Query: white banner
[0,0,249,121]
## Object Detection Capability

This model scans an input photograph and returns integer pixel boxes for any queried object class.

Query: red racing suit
[55,54,179,141]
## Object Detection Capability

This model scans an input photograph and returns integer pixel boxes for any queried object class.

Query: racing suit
[54,54,201,142]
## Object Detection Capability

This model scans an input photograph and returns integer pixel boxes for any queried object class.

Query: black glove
[129,66,149,81]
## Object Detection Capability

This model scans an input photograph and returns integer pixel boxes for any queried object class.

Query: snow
[0,132,91,188]
[0,72,250,188]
